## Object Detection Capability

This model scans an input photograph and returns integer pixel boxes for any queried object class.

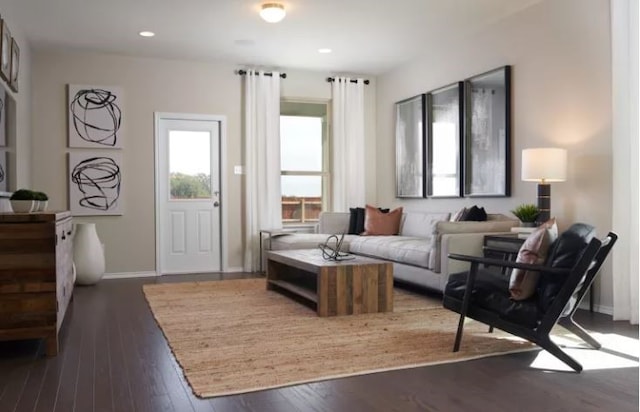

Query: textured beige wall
[376,0,613,310]
[31,51,376,274]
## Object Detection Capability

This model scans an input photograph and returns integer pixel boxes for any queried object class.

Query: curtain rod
[326,77,370,85]
[236,69,287,79]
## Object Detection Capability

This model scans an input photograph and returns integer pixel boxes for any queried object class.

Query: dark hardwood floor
[1,273,637,412]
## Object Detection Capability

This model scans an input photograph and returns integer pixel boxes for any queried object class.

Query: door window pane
[169,131,211,199]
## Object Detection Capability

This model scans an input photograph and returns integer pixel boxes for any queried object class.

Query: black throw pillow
[463,205,487,221]
[348,207,366,234]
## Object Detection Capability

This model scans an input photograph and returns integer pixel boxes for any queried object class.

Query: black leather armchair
[442,223,617,372]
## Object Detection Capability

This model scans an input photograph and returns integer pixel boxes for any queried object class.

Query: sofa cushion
[349,236,433,269]
[400,212,450,238]
[270,233,356,252]
[362,205,403,235]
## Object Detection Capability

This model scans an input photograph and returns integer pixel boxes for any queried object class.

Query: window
[280,100,330,225]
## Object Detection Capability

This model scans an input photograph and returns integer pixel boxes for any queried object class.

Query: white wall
[31,51,376,274]
[376,0,614,311]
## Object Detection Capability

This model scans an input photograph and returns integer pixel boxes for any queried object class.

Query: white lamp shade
[260,3,286,23]
[521,148,568,182]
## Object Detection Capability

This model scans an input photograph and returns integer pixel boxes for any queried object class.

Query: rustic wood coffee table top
[266,249,393,316]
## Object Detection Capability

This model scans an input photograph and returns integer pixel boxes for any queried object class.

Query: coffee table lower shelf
[267,279,318,304]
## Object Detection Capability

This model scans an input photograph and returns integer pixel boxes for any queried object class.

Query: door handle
[213,201,220,207]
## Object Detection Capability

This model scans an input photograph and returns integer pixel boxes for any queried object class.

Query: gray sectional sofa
[267,211,519,292]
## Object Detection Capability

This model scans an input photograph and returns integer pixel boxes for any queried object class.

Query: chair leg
[558,316,601,349]
[453,313,465,352]
[452,262,480,352]
[488,326,494,333]
[539,337,583,372]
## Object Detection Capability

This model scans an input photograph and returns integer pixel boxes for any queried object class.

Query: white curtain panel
[611,0,639,324]
[243,70,282,272]
[331,77,366,212]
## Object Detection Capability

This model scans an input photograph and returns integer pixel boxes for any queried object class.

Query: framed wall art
[395,94,426,198]
[463,65,511,197]
[0,85,5,146]
[68,85,124,148]
[8,37,18,92]
[0,19,10,83]
[68,151,123,216]
[427,82,463,198]
[0,150,6,192]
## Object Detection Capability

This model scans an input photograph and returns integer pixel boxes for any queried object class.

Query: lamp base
[537,183,551,224]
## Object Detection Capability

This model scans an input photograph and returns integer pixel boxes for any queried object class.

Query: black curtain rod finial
[326,77,370,85]
[236,69,286,79]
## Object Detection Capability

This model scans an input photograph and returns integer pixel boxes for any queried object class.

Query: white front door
[157,116,222,274]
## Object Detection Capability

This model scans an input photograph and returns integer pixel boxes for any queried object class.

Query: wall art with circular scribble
[68,84,124,149]
[68,152,123,215]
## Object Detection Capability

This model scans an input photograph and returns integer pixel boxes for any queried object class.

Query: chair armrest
[448,253,570,275]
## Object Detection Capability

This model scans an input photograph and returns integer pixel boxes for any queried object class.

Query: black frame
[8,37,18,93]
[395,94,426,198]
[426,82,463,198]
[0,19,10,83]
[463,65,511,197]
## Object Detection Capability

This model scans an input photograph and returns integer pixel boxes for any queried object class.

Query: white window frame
[280,98,331,226]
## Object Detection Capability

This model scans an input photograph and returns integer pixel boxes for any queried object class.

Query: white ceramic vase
[73,223,106,285]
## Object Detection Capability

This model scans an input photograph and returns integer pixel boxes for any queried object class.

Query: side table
[259,229,294,273]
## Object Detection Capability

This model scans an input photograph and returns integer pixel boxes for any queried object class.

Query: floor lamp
[521,148,568,223]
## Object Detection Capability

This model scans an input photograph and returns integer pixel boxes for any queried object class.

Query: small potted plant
[10,189,36,213]
[511,204,540,227]
[33,191,49,211]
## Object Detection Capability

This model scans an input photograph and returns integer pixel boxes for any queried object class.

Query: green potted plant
[9,189,36,213]
[511,204,540,227]
[33,191,49,211]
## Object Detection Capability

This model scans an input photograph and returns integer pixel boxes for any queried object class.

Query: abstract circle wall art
[68,85,124,149]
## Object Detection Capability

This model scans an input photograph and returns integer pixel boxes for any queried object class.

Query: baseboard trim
[578,301,613,315]
[103,271,159,279]
[103,268,246,279]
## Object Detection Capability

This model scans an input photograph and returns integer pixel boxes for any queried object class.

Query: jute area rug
[143,278,534,398]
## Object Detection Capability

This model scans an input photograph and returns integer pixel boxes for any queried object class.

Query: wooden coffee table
[266,249,393,316]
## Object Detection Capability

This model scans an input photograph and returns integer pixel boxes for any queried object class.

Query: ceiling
[5,0,542,75]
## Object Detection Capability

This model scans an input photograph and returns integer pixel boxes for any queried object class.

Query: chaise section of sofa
[267,211,518,293]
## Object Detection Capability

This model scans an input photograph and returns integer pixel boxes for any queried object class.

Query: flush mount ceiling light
[318,48,332,54]
[138,31,155,37]
[260,3,286,23]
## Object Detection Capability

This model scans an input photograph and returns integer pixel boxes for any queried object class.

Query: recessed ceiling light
[318,48,332,54]
[139,31,155,38]
[260,3,286,23]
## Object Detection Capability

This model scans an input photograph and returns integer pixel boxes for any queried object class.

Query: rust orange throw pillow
[362,205,403,235]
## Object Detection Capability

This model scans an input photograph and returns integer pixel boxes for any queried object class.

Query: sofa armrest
[440,232,515,277]
[317,212,351,234]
